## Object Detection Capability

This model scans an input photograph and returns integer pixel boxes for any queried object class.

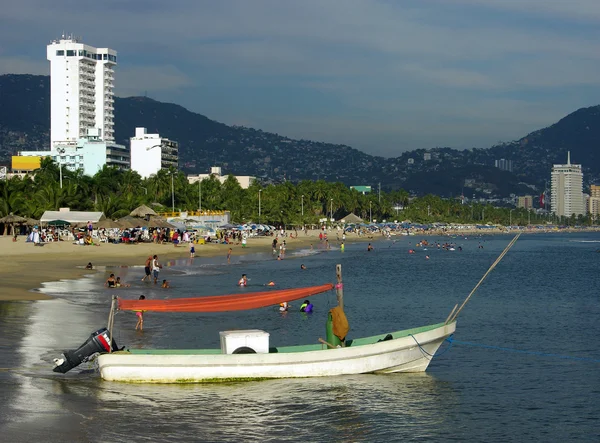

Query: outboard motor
[53,328,119,374]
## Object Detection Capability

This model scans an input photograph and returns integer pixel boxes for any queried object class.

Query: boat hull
[98,322,455,383]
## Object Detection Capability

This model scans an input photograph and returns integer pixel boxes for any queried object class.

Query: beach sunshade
[25,218,39,226]
[96,219,121,229]
[117,216,148,228]
[148,216,176,229]
[47,219,71,226]
[130,205,157,218]
[0,214,28,224]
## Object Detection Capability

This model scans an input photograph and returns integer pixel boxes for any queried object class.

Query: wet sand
[0,231,360,301]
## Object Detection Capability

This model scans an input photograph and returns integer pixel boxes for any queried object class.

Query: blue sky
[1,0,600,157]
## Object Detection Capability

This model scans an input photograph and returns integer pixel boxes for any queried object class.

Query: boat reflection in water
[55,372,456,441]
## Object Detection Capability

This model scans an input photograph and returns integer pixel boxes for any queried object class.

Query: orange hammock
[117,283,334,313]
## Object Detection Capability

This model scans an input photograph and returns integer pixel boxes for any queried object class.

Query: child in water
[161,279,170,288]
[135,295,146,330]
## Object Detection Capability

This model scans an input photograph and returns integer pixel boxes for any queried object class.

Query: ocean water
[0,233,599,442]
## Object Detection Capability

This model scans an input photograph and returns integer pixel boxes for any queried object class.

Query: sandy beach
[0,230,361,301]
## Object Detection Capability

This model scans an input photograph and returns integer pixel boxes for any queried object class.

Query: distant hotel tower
[47,34,117,147]
[551,151,585,218]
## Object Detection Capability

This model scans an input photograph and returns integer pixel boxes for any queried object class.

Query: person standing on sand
[142,256,152,282]
[227,247,232,264]
[152,255,162,284]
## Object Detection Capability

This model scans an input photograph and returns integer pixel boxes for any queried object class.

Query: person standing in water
[142,256,152,282]
[152,255,162,284]
[135,295,146,330]
[238,274,248,286]
[227,247,232,264]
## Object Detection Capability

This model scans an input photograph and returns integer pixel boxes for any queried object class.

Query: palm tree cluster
[0,159,585,226]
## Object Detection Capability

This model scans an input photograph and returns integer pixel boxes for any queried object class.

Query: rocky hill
[1,73,599,197]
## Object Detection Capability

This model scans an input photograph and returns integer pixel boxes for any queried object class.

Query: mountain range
[1,73,599,198]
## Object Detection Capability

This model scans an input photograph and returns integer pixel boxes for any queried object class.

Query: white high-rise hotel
[46,35,116,146]
[551,151,585,218]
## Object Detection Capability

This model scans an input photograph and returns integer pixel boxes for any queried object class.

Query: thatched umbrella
[117,216,148,229]
[25,218,39,226]
[0,213,27,235]
[96,219,121,229]
[148,216,176,229]
[130,205,157,218]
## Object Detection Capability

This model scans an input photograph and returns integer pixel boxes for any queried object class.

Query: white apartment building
[188,166,256,189]
[130,127,179,178]
[551,151,585,218]
[47,34,117,147]
[20,129,129,176]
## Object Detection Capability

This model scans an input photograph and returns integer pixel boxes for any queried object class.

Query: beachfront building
[589,185,600,221]
[18,129,129,176]
[187,167,256,189]
[130,128,179,179]
[551,151,585,218]
[517,195,533,209]
[47,34,117,147]
[350,186,372,195]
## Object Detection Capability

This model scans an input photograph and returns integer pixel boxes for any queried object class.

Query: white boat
[97,321,456,383]
[54,236,520,383]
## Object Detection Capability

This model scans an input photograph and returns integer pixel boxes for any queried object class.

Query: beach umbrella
[148,216,176,229]
[0,213,27,235]
[117,216,148,228]
[129,205,157,218]
[96,219,121,229]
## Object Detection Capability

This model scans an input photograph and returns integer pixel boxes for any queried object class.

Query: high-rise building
[495,158,513,172]
[517,195,533,209]
[589,184,600,221]
[551,151,585,218]
[130,128,179,178]
[47,34,117,147]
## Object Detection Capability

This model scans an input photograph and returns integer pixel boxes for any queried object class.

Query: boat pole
[107,296,117,353]
[447,233,520,324]
[336,264,344,311]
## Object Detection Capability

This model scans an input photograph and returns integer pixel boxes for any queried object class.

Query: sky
[1,0,600,157]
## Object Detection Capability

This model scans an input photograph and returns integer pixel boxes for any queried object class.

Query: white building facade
[551,151,585,218]
[47,35,117,147]
[130,128,179,178]
[20,130,129,176]
[188,166,256,189]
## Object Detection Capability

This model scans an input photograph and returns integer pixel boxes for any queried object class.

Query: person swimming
[300,300,313,313]
[85,262,93,270]
[267,281,275,286]
[161,279,170,288]
[105,274,116,288]
[115,276,130,288]
[300,264,306,270]
[279,301,289,312]
[238,274,248,286]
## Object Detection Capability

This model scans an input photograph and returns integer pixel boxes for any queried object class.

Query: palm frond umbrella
[96,219,121,229]
[148,216,176,229]
[117,216,148,229]
[0,213,27,235]
[25,218,39,226]
[130,205,157,218]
